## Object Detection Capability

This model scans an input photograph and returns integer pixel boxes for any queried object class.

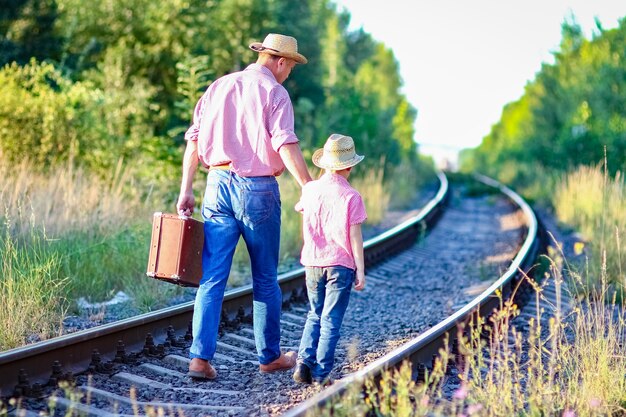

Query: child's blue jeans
[298,266,355,382]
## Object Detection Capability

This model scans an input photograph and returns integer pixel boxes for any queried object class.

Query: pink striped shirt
[184,64,299,177]
[296,173,367,269]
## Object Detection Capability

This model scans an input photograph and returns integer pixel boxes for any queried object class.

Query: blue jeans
[297,266,355,381]
[189,169,282,365]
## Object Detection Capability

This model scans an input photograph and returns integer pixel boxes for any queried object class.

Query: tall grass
[0,156,188,350]
[386,156,437,209]
[320,164,626,416]
[0,157,155,300]
[495,160,560,206]
[278,175,305,265]
[554,164,625,294]
[352,165,390,225]
[452,261,626,416]
[1,158,139,237]
[0,215,68,350]
[318,255,626,416]
[0,152,415,348]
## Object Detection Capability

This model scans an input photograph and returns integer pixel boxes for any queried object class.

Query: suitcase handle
[155,211,190,221]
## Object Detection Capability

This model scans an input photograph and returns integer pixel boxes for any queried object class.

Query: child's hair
[318,166,352,178]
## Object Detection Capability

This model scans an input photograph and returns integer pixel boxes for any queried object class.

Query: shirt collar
[321,172,350,186]
[246,63,277,82]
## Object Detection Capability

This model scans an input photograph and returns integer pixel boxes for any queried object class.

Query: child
[293,133,367,385]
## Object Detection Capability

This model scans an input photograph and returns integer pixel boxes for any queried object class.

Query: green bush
[0,59,181,208]
[0,60,81,167]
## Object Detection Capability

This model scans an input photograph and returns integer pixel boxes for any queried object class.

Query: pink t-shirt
[296,173,367,269]
[184,64,299,177]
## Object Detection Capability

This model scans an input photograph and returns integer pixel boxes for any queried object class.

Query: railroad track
[0,172,541,416]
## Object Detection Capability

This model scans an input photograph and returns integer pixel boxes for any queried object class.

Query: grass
[278,174,306,266]
[316,250,626,416]
[0,154,425,351]
[6,159,623,416]
[1,159,138,238]
[0,215,68,350]
[554,164,625,295]
[446,172,501,198]
[352,165,390,225]
[317,163,626,416]
[0,158,164,300]
[0,157,187,350]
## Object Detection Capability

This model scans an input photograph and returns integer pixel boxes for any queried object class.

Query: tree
[0,0,61,65]
[463,16,626,181]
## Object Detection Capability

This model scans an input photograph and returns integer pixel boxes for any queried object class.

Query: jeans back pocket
[241,188,279,227]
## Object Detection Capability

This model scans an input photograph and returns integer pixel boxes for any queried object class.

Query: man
[176,33,312,380]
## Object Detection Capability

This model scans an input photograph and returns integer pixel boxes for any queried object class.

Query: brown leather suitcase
[146,212,204,287]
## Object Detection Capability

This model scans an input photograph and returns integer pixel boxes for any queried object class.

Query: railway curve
[0,172,543,417]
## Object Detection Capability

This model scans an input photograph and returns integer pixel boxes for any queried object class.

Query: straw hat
[249,33,308,64]
[312,134,364,170]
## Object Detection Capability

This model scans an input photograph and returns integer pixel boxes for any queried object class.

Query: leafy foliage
[0,58,175,189]
[0,0,62,65]
[462,17,626,190]
[0,0,425,199]
[0,1,433,347]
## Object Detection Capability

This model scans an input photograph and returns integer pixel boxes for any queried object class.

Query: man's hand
[176,192,195,216]
[354,272,365,291]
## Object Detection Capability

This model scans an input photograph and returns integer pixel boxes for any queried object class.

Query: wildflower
[562,410,576,417]
[453,384,468,400]
[589,398,601,408]
[574,241,585,255]
[467,403,483,414]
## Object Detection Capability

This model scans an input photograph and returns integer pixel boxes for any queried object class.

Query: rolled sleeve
[269,87,299,152]
[184,91,207,142]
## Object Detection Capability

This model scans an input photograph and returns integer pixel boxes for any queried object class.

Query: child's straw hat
[312,134,365,170]
[249,33,308,64]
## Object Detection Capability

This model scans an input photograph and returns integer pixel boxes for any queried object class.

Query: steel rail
[282,174,540,417]
[0,172,449,397]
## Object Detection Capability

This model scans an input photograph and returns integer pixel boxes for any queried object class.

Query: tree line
[461,17,626,189]
[0,0,423,199]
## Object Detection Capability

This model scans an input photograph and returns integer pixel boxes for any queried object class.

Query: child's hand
[354,272,365,291]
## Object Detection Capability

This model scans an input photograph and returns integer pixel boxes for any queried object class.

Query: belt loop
[228,170,233,186]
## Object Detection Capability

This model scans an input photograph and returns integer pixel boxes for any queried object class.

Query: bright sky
[332,0,624,166]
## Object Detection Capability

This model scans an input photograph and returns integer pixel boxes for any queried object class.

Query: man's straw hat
[249,33,308,64]
[312,134,364,170]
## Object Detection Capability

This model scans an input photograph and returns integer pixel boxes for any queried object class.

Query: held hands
[354,271,365,291]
